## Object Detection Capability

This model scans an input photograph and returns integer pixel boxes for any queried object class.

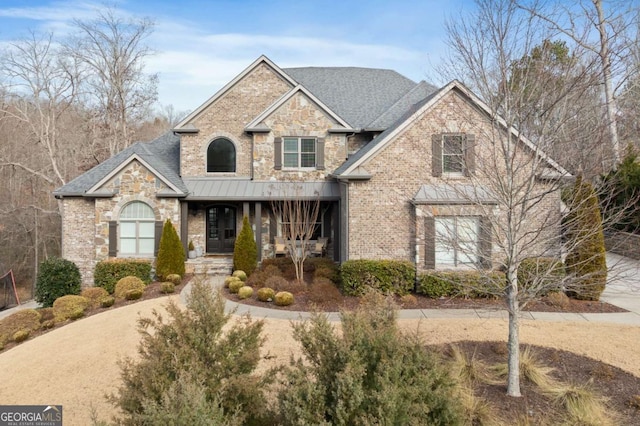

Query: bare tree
[270,183,322,283]
[66,7,158,159]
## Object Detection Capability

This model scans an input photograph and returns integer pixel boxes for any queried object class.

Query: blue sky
[0,0,471,112]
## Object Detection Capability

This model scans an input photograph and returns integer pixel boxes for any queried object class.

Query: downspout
[410,199,419,293]
[250,135,254,180]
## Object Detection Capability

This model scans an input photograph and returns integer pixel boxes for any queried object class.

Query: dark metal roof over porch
[183,179,341,201]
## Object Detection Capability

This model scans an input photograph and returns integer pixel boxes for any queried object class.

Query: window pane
[284,153,298,167]
[301,153,315,167]
[458,242,478,264]
[139,222,155,238]
[284,138,298,153]
[435,245,455,265]
[457,218,478,241]
[121,238,136,254]
[139,238,155,255]
[120,222,136,238]
[301,138,315,153]
[207,138,236,172]
[443,136,464,155]
[121,202,154,219]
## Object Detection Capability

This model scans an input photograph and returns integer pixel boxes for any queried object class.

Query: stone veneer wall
[345,90,562,270]
[180,63,293,178]
[61,198,96,285]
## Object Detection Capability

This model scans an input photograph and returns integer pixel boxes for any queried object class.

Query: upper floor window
[274,137,325,170]
[207,138,236,172]
[119,201,155,256]
[432,133,475,177]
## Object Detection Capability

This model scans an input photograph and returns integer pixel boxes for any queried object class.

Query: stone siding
[180,63,293,177]
[61,198,96,285]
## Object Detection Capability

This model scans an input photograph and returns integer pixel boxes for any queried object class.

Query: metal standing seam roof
[183,179,341,201]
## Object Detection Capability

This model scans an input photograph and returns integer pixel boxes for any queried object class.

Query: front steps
[186,255,234,277]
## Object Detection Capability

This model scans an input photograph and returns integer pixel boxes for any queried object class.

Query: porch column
[243,202,250,219]
[332,201,340,262]
[180,201,188,258]
[254,202,262,262]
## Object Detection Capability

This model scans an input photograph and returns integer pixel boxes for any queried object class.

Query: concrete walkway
[3,253,640,325]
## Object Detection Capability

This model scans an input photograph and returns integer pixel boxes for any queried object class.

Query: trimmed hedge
[340,260,415,296]
[35,257,82,308]
[418,271,506,298]
[517,257,565,297]
[53,295,89,322]
[94,259,152,294]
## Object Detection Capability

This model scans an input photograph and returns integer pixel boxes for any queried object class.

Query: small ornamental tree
[233,215,257,276]
[35,257,82,307]
[564,176,607,300]
[155,219,185,281]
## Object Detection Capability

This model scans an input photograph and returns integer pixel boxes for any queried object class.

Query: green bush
[233,215,258,276]
[12,329,30,343]
[274,291,463,425]
[81,287,110,308]
[101,296,115,308]
[257,287,275,302]
[238,286,253,299]
[160,282,175,294]
[564,177,607,300]
[53,295,89,322]
[232,270,247,281]
[417,271,506,298]
[94,259,152,294]
[166,274,182,285]
[114,276,146,300]
[517,257,565,297]
[156,219,185,281]
[125,289,144,301]
[228,280,244,294]
[340,259,415,296]
[35,257,82,307]
[224,276,242,288]
[274,291,294,306]
[261,257,338,283]
[109,279,268,425]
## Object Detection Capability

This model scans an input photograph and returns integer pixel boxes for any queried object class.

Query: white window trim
[442,134,466,177]
[118,202,155,258]
[282,136,317,169]
[435,216,479,268]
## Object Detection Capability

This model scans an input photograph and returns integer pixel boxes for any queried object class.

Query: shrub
[68,308,85,320]
[246,270,268,288]
[417,274,456,298]
[417,271,506,298]
[233,215,258,276]
[166,274,182,285]
[35,257,82,307]
[238,286,253,299]
[109,279,268,425]
[160,282,175,294]
[224,276,242,288]
[564,177,607,300]
[265,275,288,292]
[518,257,565,297]
[125,289,144,301]
[101,296,115,308]
[314,266,339,284]
[232,270,247,281]
[114,276,146,300]
[307,277,342,306]
[53,295,89,322]
[400,294,418,307]
[41,320,56,330]
[547,291,571,309]
[12,329,30,343]
[274,291,463,424]
[274,291,294,306]
[340,259,415,296]
[0,309,42,340]
[156,219,185,281]
[94,259,152,294]
[257,287,275,302]
[263,264,283,278]
[81,287,110,308]
[38,307,55,323]
[228,280,244,294]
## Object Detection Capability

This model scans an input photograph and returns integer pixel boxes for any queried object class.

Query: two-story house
[54,55,568,284]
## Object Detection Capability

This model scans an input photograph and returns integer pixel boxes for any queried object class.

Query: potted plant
[188,240,196,259]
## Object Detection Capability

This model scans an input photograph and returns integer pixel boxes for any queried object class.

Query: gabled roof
[173,55,297,131]
[283,66,419,129]
[54,132,187,197]
[333,80,570,179]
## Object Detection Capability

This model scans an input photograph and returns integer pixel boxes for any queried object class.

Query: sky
[0,0,472,113]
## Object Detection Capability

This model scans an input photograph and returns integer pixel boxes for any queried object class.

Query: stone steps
[187,256,234,277]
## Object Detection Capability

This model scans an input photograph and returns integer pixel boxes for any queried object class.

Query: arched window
[119,201,155,255]
[207,138,236,172]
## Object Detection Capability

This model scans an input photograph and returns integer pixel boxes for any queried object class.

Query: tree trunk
[506,267,522,397]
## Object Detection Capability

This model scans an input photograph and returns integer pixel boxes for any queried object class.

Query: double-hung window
[442,134,465,174]
[283,137,316,168]
[432,133,475,177]
[119,201,155,256]
[435,216,479,267]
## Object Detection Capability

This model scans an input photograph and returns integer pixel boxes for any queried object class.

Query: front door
[206,206,236,253]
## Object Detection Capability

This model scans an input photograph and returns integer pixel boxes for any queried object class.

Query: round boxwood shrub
[257,287,275,302]
[68,308,85,320]
[224,276,242,288]
[228,280,244,294]
[12,329,30,343]
[274,291,294,306]
[41,319,55,330]
[53,295,89,322]
[166,274,182,286]
[232,270,247,281]
[101,296,115,308]
[0,309,42,340]
[160,281,175,294]
[81,287,109,308]
[125,289,144,301]
[114,276,146,299]
[35,257,82,307]
[238,286,254,299]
